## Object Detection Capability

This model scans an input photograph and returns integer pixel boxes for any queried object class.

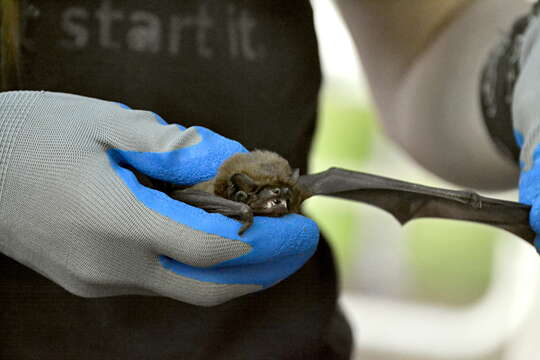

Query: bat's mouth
[265,198,287,210]
[251,198,289,216]
[243,186,293,216]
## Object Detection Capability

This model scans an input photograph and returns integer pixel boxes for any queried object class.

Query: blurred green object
[311,92,376,164]
[406,220,497,306]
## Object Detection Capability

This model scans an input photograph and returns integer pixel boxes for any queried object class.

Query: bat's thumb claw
[237,208,253,235]
[238,223,249,235]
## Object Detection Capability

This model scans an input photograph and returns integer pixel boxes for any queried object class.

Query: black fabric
[1,238,350,360]
[1,1,353,359]
[479,10,532,164]
[20,0,320,171]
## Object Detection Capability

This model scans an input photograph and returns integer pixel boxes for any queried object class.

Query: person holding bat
[0,0,536,359]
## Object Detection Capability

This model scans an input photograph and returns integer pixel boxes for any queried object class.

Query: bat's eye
[234,191,248,203]
[270,188,280,195]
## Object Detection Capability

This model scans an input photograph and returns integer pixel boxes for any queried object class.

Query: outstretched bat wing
[297,168,535,245]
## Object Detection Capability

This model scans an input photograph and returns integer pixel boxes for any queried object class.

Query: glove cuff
[480,11,533,164]
[0,91,41,201]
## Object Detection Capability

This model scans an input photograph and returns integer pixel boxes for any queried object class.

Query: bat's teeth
[265,199,287,209]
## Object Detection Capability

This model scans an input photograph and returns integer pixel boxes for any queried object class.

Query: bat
[132,150,535,245]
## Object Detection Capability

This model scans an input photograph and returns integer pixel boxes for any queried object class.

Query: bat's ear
[291,168,300,184]
[231,173,256,191]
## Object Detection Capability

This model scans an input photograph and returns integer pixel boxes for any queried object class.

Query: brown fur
[201,150,296,197]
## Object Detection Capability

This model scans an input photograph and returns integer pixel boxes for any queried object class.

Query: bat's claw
[237,206,253,235]
[238,222,250,235]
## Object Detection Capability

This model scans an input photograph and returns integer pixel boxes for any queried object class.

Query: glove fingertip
[534,235,540,254]
[114,102,132,109]
[514,130,525,149]
[227,214,320,265]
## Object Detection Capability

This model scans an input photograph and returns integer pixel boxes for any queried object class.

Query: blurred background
[308,1,540,359]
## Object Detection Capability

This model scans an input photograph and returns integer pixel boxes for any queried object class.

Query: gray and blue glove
[0,91,319,306]
[512,12,540,253]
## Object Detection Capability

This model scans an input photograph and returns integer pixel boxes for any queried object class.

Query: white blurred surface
[311,0,367,101]
[341,237,540,359]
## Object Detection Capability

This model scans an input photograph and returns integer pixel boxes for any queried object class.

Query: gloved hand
[0,91,319,306]
[512,12,540,252]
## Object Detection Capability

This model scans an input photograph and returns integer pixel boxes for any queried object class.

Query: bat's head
[213,150,302,215]
[228,172,299,216]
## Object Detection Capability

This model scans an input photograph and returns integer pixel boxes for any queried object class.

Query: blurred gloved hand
[512,12,540,252]
[0,91,319,306]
